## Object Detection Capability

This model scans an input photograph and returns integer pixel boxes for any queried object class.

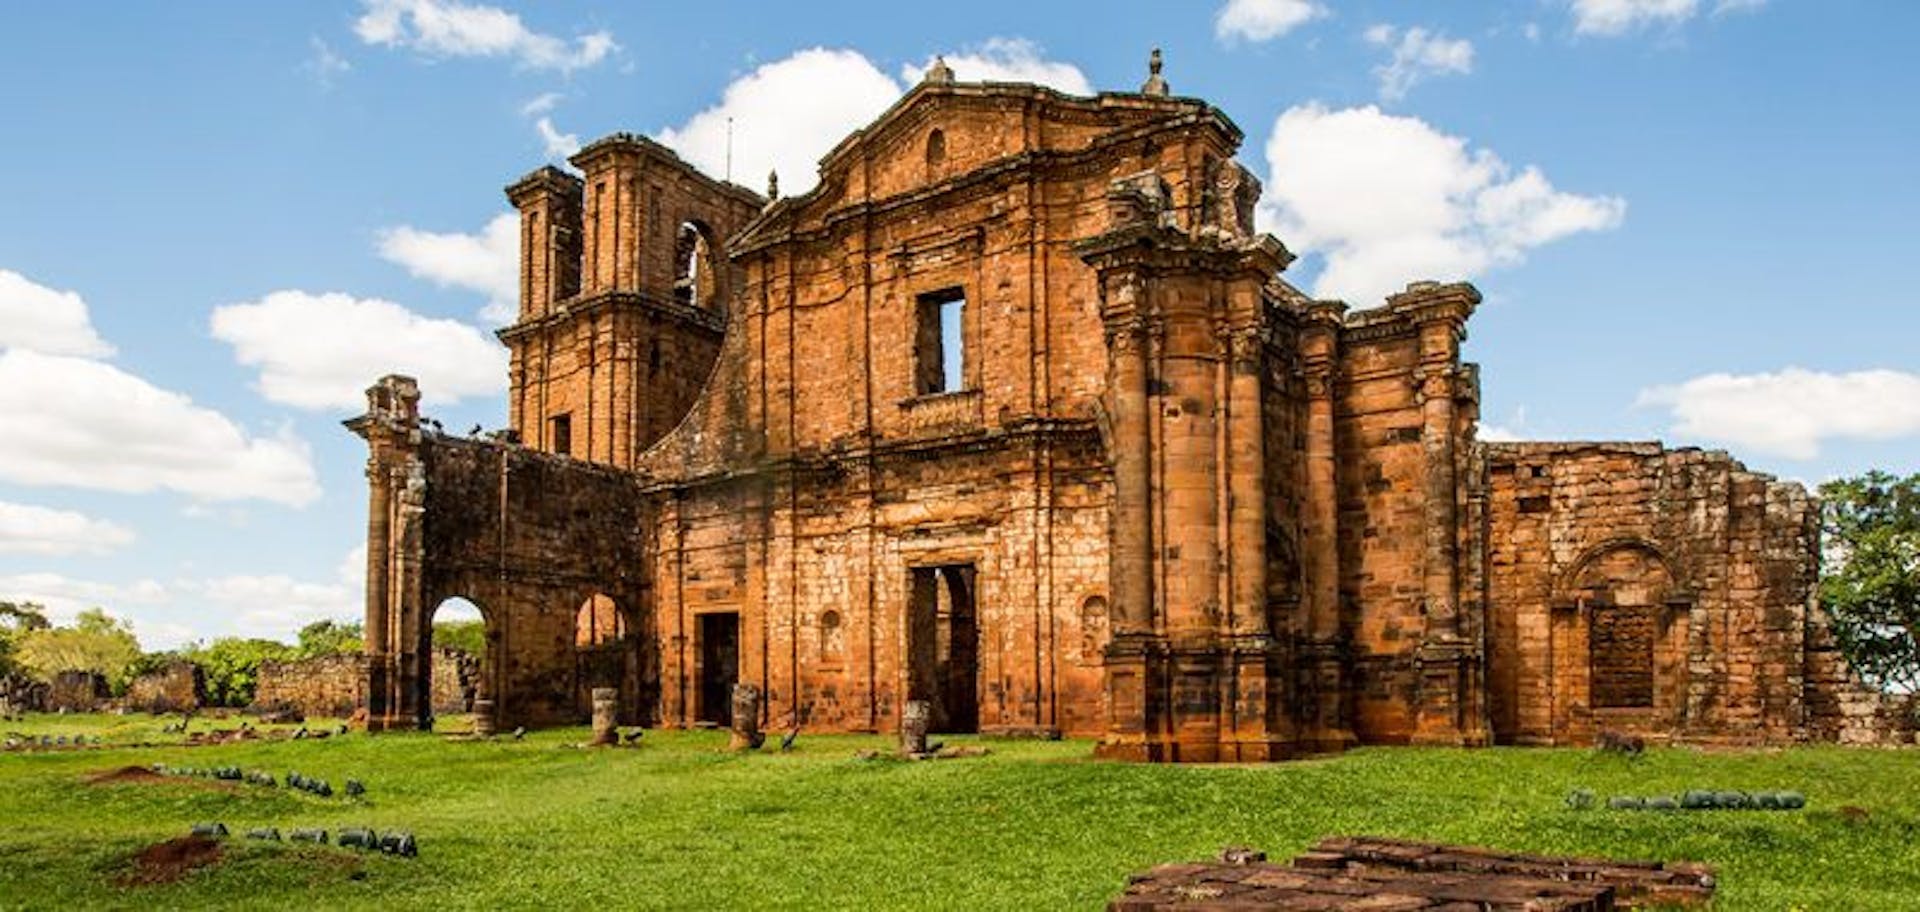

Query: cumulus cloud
[535,116,581,161]
[1570,0,1760,35]
[1258,104,1626,304]
[0,349,319,506]
[1637,368,1920,460]
[211,290,506,412]
[375,214,519,323]
[0,269,114,357]
[0,573,169,628]
[1215,0,1329,43]
[900,37,1092,95]
[1365,25,1474,101]
[657,48,904,196]
[0,501,135,556]
[354,0,616,72]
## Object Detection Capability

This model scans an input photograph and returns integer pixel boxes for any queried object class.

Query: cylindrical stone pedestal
[472,699,496,738]
[901,700,931,756]
[728,683,763,751]
[590,687,619,746]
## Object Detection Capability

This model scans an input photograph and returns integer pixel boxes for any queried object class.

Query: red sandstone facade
[351,66,1908,757]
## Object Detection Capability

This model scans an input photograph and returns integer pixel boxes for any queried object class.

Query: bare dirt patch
[116,835,224,886]
[85,765,167,785]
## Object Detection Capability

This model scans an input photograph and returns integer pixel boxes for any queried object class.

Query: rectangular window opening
[549,413,572,457]
[915,288,967,395]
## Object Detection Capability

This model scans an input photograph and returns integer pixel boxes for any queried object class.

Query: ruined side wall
[415,436,652,728]
[256,654,368,718]
[47,671,108,713]
[1482,442,1887,746]
[125,661,205,713]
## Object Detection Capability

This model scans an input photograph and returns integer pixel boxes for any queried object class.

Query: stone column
[728,683,763,751]
[591,687,619,746]
[1107,284,1154,636]
[900,699,931,756]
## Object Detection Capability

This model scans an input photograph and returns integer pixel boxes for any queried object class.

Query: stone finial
[767,169,780,201]
[1141,48,1169,97]
[925,55,955,85]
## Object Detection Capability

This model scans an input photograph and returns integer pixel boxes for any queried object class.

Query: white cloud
[1570,0,1697,35]
[305,36,351,88]
[535,116,580,161]
[1215,0,1329,43]
[1365,25,1474,101]
[1637,368,1920,460]
[375,213,519,323]
[656,48,904,196]
[0,269,114,357]
[1258,104,1626,304]
[0,349,319,506]
[210,290,507,412]
[519,92,562,117]
[0,573,169,630]
[900,38,1092,95]
[354,0,616,72]
[1712,0,1766,16]
[0,501,135,556]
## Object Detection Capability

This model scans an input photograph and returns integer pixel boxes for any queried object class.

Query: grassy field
[0,714,1916,910]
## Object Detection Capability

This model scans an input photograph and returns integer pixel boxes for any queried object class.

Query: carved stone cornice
[495,289,726,343]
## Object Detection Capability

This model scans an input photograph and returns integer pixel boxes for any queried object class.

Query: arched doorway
[421,596,490,731]
[574,593,644,725]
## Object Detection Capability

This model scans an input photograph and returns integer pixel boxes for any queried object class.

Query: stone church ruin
[350,57,1907,759]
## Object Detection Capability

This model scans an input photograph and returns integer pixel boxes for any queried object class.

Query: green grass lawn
[1,714,1916,910]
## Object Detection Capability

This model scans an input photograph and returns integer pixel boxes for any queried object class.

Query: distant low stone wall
[0,673,49,715]
[255,654,368,718]
[125,660,205,714]
[252,649,480,720]
[47,670,108,713]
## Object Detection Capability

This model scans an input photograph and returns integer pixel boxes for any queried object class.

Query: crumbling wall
[47,670,108,713]
[255,654,368,718]
[0,673,49,715]
[124,660,205,713]
[430,648,479,715]
[1482,441,1900,746]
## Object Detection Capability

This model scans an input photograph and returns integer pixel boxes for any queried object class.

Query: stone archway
[419,596,492,731]
[573,592,646,725]
[1550,541,1689,743]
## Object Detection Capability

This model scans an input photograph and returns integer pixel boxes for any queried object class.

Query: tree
[178,638,300,707]
[15,607,143,689]
[433,619,487,657]
[0,600,51,677]
[1819,470,1920,693]
[296,619,365,657]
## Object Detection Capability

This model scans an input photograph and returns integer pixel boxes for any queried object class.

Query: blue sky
[1,0,1915,648]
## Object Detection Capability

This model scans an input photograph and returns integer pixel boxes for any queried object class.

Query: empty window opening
[573,594,639,724]
[907,564,978,733]
[672,222,717,309]
[549,413,572,457]
[914,288,967,395]
[925,128,947,177]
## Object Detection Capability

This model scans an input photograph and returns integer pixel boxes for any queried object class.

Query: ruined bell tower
[499,135,763,470]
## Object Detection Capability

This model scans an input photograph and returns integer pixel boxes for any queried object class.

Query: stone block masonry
[347,56,1906,756]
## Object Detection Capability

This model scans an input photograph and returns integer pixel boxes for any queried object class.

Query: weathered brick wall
[431,648,480,715]
[47,671,109,712]
[256,653,367,717]
[125,660,205,713]
[0,673,49,713]
[1481,442,1903,746]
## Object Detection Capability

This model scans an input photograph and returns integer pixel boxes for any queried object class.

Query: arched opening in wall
[925,128,946,180]
[818,609,845,663]
[573,593,644,725]
[1557,543,1683,736]
[1079,595,1109,666]
[422,596,489,731]
[671,221,720,311]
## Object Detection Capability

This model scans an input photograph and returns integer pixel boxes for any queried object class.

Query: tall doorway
[908,564,979,733]
[698,612,739,726]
